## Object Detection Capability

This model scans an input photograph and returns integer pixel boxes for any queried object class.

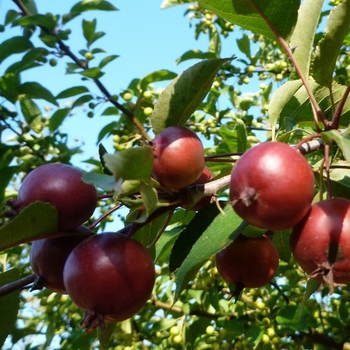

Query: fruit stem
[331,82,350,130]
[324,144,333,199]
[89,203,124,230]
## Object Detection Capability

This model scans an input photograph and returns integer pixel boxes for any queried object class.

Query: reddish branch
[0,274,36,297]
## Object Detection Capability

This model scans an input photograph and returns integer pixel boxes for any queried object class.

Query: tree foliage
[1,0,350,349]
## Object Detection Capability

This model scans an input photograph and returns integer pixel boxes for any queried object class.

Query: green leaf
[198,0,299,42]
[313,0,350,87]
[132,211,171,259]
[104,146,154,182]
[219,121,247,153]
[272,230,291,263]
[71,94,94,108]
[0,269,21,349]
[328,163,350,199]
[99,54,119,69]
[289,0,324,80]
[82,19,96,46]
[19,82,58,106]
[173,203,246,301]
[175,50,218,65]
[22,0,38,15]
[5,9,20,25]
[151,58,232,134]
[101,106,119,116]
[13,14,57,31]
[0,202,58,252]
[83,172,116,192]
[246,326,264,348]
[321,130,350,162]
[139,182,159,219]
[97,121,118,143]
[97,322,116,350]
[0,36,33,64]
[0,73,20,104]
[79,67,104,79]
[276,304,308,332]
[0,167,18,204]
[56,86,90,99]
[70,0,118,14]
[19,96,42,130]
[236,34,251,58]
[140,70,177,91]
[49,108,71,132]
[39,32,58,48]
[299,279,321,321]
[98,143,113,175]
[269,80,303,133]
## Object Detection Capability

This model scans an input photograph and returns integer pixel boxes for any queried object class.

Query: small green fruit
[122,92,133,101]
[84,52,93,60]
[143,107,153,116]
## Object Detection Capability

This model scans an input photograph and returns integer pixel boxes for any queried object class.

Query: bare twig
[0,273,36,298]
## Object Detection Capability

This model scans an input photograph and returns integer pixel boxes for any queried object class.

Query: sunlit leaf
[313,1,350,86]
[321,130,350,162]
[104,146,154,182]
[198,0,299,41]
[289,0,324,80]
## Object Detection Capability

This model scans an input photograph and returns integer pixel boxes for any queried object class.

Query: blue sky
[0,1,243,169]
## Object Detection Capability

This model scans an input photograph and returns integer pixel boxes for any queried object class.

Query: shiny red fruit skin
[230,142,314,230]
[30,227,92,294]
[152,126,204,190]
[182,166,215,211]
[63,232,155,323]
[290,198,350,284]
[18,163,97,231]
[216,235,279,288]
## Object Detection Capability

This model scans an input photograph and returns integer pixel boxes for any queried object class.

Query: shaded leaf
[0,269,21,349]
[173,203,246,300]
[140,70,177,91]
[19,96,42,130]
[82,19,96,46]
[79,67,104,79]
[49,108,71,132]
[72,94,94,108]
[175,50,217,65]
[0,73,20,104]
[0,202,58,252]
[151,58,232,134]
[83,172,116,192]
[101,106,119,116]
[98,143,113,175]
[70,0,118,14]
[276,304,308,332]
[13,14,57,31]
[321,130,350,162]
[140,182,159,218]
[0,36,33,64]
[19,82,58,106]
[104,146,154,182]
[219,121,247,153]
[198,0,299,42]
[0,167,18,204]
[313,0,350,87]
[289,0,324,80]
[56,86,90,99]
[272,230,291,263]
[99,55,119,69]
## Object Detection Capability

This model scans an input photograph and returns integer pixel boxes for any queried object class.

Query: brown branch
[12,0,150,140]
[0,273,36,298]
